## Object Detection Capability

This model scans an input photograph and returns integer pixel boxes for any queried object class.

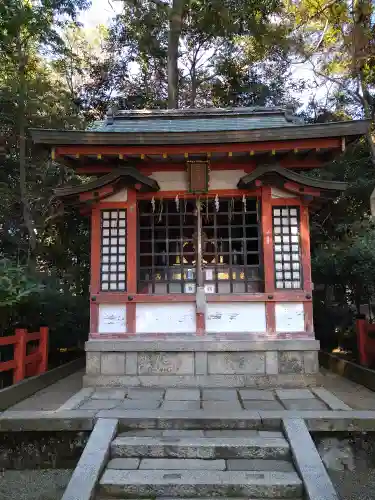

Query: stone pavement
[58,386,350,412]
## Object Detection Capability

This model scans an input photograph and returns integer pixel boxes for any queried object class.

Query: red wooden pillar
[13,328,27,383]
[357,317,369,366]
[300,204,313,334]
[90,207,101,335]
[127,189,137,333]
[39,327,49,374]
[261,187,276,334]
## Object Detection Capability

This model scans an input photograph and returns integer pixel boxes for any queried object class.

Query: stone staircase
[97,428,303,499]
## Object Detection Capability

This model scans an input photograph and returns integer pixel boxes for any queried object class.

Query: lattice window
[100,210,126,291]
[273,206,302,289]
[138,198,263,294]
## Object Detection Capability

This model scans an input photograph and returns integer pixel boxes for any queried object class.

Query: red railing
[0,327,48,384]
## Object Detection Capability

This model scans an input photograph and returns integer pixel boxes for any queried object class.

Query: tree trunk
[167,0,185,109]
[17,36,37,263]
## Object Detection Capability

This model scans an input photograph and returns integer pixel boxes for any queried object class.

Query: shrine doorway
[138,196,263,295]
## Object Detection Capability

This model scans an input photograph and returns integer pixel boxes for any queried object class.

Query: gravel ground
[329,470,375,500]
[0,470,73,500]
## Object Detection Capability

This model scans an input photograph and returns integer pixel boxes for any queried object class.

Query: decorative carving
[187,161,209,193]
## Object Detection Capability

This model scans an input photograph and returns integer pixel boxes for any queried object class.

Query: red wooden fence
[0,327,48,384]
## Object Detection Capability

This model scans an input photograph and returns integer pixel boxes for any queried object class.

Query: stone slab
[118,399,162,410]
[138,352,194,375]
[111,436,290,459]
[165,389,200,401]
[94,409,262,430]
[79,399,122,410]
[243,401,284,411]
[202,389,238,401]
[91,389,127,400]
[202,400,242,411]
[207,353,265,375]
[107,458,140,470]
[61,418,118,500]
[163,430,205,437]
[127,388,165,400]
[84,373,321,388]
[281,399,328,411]
[0,410,95,431]
[101,353,125,375]
[161,401,201,411]
[276,389,315,400]
[239,390,275,400]
[119,430,163,437]
[99,469,303,498]
[311,387,351,411]
[283,418,339,500]
[86,352,100,375]
[139,458,226,470]
[86,338,320,352]
[278,352,304,374]
[204,430,259,437]
[57,388,94,411]
[227,459,295,472]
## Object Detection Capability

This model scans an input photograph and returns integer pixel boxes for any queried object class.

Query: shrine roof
[88,106,300,133]
[30,106,369,147]
[238,163,347,197]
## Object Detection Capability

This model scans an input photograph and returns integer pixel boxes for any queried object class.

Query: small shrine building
[31,107,368,387]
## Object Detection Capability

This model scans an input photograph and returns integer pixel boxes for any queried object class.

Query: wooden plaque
[187,161,209,193]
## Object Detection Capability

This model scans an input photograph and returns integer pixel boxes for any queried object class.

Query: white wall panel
[206,302,266,333]
[105,188,128,202]
[136,303,196,333]
[150,171,188,191]
[275,302,305,332]
[98,304,127,334]
[209,170,246,190]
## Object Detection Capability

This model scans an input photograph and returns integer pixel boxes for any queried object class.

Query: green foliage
[0,259,43,309]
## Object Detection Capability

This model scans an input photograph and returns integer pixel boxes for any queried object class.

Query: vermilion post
[127,189,137,333]
[356,317,369,366]
[39,327,49,374]
[13,328,27,383]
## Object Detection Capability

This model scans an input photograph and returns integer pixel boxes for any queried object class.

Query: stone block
[118,399,162,410]
[281,399,328,411]
[92,389,127,400]
[162,401,201,411]
[86,352,101,375]
[239,390,275,401]
[111,435,290,460]
[165,389,200,401]
[195,352,207,375]
[243,401,284,411]
[163,430,205,437]
[138,352,194,375]
[79,399,122,410]
[99,469,303,499]
[139,458,226,470]
[127,387,165,400]
[303,351,319,374]
[61,418,117,500]
[283,418,339,500]
[227,459,294,472]
[266,351,278,375]
[311,387,351,410]
[278,352,303,374]
[276,389,315,400]
[202,389,238,401]
[125,353,138,375]
[202,401,242,411]
[107,458,140,470]
[207,353,265,375]
[101,353,125,375]
[204,430,259,437]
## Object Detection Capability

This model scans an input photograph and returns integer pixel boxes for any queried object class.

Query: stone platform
[84,338,320,388]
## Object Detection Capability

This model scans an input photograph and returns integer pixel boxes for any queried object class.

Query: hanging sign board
[187,161,209,193]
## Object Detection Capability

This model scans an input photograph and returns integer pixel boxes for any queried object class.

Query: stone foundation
[83,338,321,388]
